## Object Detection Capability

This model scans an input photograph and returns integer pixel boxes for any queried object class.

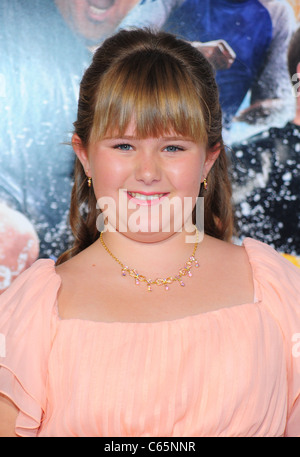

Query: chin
[121,230,176,244]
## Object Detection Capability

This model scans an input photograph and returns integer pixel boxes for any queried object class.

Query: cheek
[90,156,129,199]
[171,158,203,196]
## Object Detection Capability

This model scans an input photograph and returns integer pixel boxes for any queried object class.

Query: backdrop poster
[0,0,299,292]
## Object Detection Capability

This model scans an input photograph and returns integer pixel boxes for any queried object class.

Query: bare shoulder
[55,242,104,320]
[55,241,102,279]
[201,235,254,305]
[203,235,252,268]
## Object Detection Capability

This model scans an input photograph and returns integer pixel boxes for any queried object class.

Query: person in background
[164,0,296,129]
[55,0,296,128]
[53,0,140,46]
[54,0,185,50]
[231,26,300,257]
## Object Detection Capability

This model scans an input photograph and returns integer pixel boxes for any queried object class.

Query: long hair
[288,26,300,78]
[56,28,233,264]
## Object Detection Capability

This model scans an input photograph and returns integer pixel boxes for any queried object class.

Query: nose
[134,150,162,185]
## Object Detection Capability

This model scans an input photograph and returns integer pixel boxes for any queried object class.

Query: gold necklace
[99,230,200,291]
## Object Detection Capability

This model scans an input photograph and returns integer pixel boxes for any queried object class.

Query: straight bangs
[90,50,209,144]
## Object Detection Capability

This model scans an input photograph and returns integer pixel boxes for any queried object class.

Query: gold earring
[203,178,208,190]
[85,170,92,188]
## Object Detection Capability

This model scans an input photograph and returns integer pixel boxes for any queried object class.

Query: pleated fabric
[0,238,300,437]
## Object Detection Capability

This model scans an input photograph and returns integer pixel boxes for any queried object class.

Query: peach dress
[0,238,300,437]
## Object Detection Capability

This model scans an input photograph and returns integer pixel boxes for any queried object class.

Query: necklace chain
[99,229,200,291]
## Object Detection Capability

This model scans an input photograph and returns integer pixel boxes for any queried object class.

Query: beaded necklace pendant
[100,229,200,291]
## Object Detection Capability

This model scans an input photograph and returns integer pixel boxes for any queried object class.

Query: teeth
[89,5,108,15]
[128,192,165,201]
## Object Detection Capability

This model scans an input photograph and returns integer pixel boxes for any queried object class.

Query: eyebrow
[103,135,194,141]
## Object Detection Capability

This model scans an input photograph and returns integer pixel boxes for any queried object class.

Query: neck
[100,228,201,291]
[98,226,203,277]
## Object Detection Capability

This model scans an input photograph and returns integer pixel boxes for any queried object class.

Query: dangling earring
[203,178,208,190]
[85,169,92,188]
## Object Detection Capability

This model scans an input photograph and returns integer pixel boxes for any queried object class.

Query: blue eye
[164,145,184,152]
[114,143,132,151]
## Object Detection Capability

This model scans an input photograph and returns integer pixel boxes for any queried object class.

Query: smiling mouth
[127,191,169,206]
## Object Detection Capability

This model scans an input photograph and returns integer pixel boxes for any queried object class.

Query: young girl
[0,28,300,437]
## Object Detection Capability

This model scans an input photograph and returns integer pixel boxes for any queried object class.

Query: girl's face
[74,120,219,242]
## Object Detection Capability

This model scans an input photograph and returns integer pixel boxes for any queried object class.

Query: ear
[202,143,221,180]
[72,133,90,174]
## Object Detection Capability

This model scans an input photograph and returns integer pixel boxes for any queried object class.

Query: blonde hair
[57,28,233,264]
